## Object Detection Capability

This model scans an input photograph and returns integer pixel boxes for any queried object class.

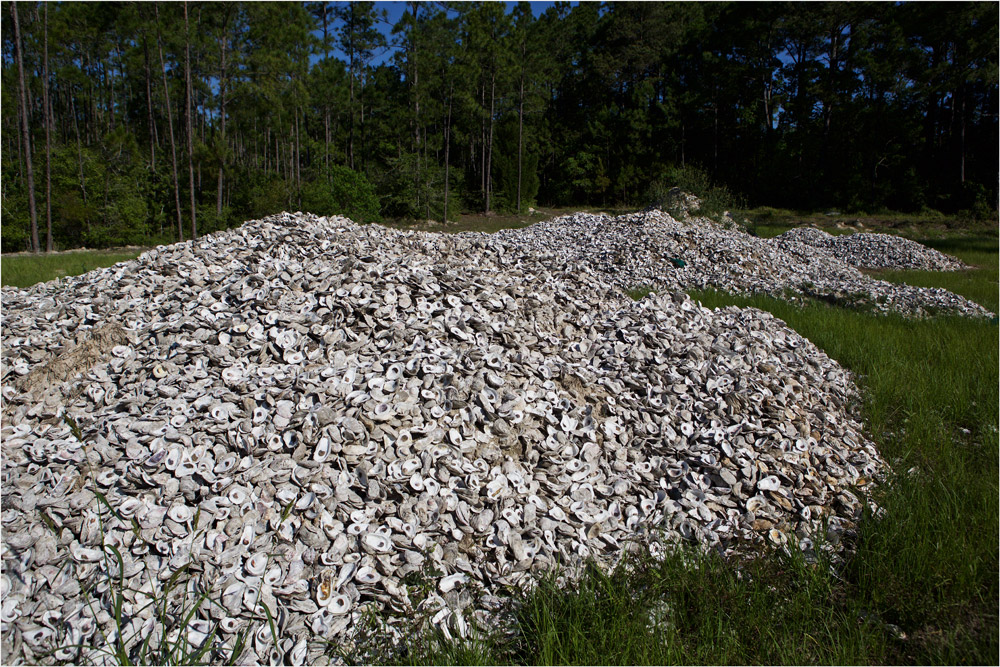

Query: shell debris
[0,207,949,663]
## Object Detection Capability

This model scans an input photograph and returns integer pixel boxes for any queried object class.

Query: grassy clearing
[1,250,144,288]
[379,238,997,665]
[742,206,997,241]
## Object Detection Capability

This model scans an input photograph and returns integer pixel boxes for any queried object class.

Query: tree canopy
[2,1,996,252]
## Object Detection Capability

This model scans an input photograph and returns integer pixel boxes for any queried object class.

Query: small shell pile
[774,227,971,272]
[494,210,990,317]
[3,211,886,664]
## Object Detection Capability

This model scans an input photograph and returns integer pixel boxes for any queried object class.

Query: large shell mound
[4,212,885,663]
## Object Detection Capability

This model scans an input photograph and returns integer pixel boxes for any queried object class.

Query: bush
[646,164,744,220]
[302,165,381,223]
[956,181,997,223]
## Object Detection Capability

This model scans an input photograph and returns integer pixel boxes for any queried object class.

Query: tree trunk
[480,84,486,201]
[410,1,420,204]
[143,37,157,169]
[11,2,39,253]
[41,3,53,251]
[517,70,525,214]
[114,35,129,131]
[443,92,451,224]
[485,72,496,213]
[71,93,87,204]
[681,121,685,168]
[713,96,719,174]
[184,1,197,240]
[959,86,966,184]
[156,3,184,242]
[217,19,228,219]
[320,5,330,173]
[348,14,356,171]
[295,107,302,207]
[360,76,366,175]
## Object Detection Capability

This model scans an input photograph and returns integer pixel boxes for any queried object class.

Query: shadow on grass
[910,235,1000,257]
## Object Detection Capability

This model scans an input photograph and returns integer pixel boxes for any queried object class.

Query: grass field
[368,232,998,665]
[0,249,144,288]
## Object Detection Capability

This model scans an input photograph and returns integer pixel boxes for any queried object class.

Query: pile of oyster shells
[496,210,989,317]
[774,227,971,272]
[0,207,961,664]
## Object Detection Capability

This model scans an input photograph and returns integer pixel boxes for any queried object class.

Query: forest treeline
[2,1,997,252]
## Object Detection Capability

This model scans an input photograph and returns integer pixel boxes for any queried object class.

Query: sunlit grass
[1,250,143,288]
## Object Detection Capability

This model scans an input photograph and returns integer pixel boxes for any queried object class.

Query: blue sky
[315,1,566,67]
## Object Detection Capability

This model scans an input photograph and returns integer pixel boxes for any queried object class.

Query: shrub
[302,165,381,223]
[646,164,744,220]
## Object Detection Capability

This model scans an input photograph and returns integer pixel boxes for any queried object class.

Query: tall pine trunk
[517,70,524,214]
[348,18,356,171]
[443,91,451,225]
[143,37,157,170]
[959,85,966,184]
[41,3,53,251]
[485,73,496,214]
[11,2,39,253]
[71,93,87,205]
[295,107,301,207]
[184,1,197,240]
[156,3,184,242]
[217,21,228,219]
[322,3,331,173]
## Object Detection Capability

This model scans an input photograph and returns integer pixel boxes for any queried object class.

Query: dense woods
[2,1,997,252]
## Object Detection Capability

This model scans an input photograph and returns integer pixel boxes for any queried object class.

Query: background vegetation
[2,1,997,252]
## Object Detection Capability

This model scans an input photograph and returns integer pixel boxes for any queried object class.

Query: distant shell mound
[493,211,989,317]
[1,211,892,664]
[774,227,971,272]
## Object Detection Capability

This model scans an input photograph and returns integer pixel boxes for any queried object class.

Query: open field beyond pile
[0,212,996,665]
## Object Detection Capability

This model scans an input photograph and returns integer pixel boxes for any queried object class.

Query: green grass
[378,237,998,665]
[626,286,655,301]
[1,250,143,288]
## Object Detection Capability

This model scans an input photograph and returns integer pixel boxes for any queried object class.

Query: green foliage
[3,1,996,248]
[956,181,998,223]
[492,118,540,213]
[647,165,745,220]
[301,165,381,223]
[375,153,458,222]
[235,171,290,220]
[1,163,31,251]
